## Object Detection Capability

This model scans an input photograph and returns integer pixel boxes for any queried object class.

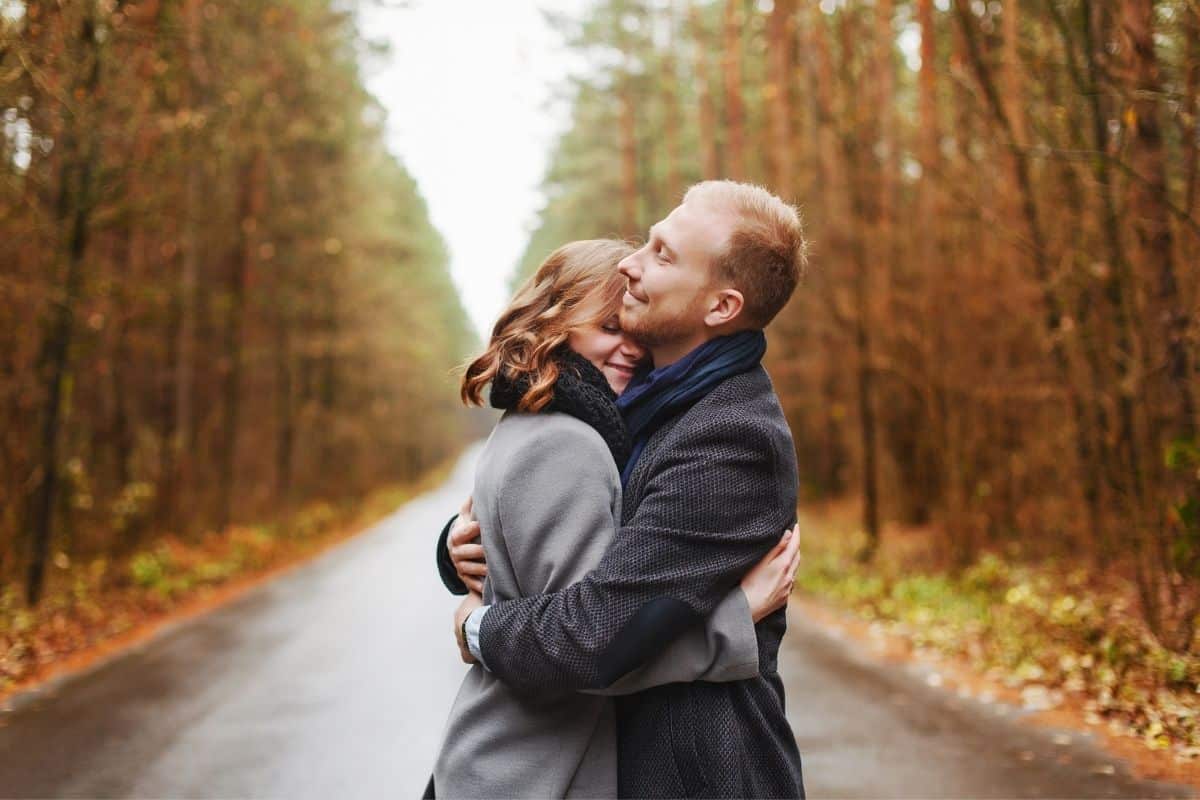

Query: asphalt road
[0,445,1192,799]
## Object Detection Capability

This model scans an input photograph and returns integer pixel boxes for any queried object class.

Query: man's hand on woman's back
[448,496,488,593]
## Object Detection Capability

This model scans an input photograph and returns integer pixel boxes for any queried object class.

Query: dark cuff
[436,513,470,596]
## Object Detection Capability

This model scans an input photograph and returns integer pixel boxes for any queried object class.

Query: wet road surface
[0,445,1192,798]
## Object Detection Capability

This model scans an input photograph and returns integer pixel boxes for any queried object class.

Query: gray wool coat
[432,411,761,799]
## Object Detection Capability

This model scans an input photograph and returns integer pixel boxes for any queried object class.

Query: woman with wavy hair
[427,240,799,799]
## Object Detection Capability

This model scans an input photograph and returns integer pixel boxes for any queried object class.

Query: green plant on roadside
[110,481,156,533]
[795,514,1200,751]
[129,549,169,589]
[292,502,337,539]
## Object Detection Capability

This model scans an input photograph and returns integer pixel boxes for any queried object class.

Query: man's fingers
[449,521,481,546]
[458,560,488,577]
[465,577,484,593]
[449,521,482,546]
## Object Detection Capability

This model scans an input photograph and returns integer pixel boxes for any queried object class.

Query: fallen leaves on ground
[794,502,1200,762]
[0,466,452,700]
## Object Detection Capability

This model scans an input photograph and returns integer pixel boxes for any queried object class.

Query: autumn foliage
[0,2,476,606]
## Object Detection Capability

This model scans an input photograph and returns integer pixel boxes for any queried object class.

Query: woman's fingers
[773,527,801,605]
[782,549,801,596]
[765,528,792,561]
[766,533,796,579]
[781,525,800,561]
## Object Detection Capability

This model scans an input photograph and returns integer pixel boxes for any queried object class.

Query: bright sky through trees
[363,1,588,337]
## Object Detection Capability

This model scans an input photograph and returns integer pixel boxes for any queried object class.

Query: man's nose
[618,254,639,280]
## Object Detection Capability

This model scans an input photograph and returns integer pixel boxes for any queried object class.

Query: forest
[0,0,476,609]
[520,0,1199,656]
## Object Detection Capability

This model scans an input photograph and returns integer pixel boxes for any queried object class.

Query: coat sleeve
[494,419,760,694]
[479,415,794,693]
[435,514,470,596]
[584,586,759,695]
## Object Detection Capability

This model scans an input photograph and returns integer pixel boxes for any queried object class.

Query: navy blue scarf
[616,329,767,486]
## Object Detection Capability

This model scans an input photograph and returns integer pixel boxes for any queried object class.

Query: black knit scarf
[489,348,632,471]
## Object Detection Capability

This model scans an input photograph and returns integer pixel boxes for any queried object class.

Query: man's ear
[703,288,745,329]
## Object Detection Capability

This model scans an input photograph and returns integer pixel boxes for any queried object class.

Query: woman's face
[568,313,647,395]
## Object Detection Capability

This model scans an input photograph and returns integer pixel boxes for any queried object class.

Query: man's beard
[619,303,696,349]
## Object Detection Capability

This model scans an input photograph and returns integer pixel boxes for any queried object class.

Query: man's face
[617,200,733,353]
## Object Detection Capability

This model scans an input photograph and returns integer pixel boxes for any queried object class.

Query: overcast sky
[361,1,590,338]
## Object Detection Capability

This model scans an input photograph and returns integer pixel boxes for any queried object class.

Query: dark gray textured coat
[479,366,806,798]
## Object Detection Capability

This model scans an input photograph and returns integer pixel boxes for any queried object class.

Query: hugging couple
[427,180,808,799]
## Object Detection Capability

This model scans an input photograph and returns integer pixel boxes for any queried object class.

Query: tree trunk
[1075,0,1147,553]
[689,1,719,179]
[28,7,103,606]
[615,8,639,234]
[163,0,208,532]
[767,0,795,199]
[916,0,941,260]
[659,2,683,201]
[619,71,639,234]
[953,1,1065,364]
[1001,0,1027,150]
[1186,3,1199,222]
[837,9,880,561]
[216,148,266,532]
[1120,0,1196,443]
[721,0,746,181]
[274,310,295,511]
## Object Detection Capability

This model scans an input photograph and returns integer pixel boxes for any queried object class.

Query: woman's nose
[620,337,646,359]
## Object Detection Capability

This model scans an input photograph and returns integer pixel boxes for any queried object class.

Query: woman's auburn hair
[461,239,634,412]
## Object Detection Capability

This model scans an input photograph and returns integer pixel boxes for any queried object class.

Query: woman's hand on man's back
[449,496,488,593]
[739,523,801,623]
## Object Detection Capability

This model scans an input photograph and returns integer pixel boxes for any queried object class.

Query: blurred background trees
[0,0,475,605]
[519,0,1199,652]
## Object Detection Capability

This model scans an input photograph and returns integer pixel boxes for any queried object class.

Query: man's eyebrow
[649,226,676,259]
